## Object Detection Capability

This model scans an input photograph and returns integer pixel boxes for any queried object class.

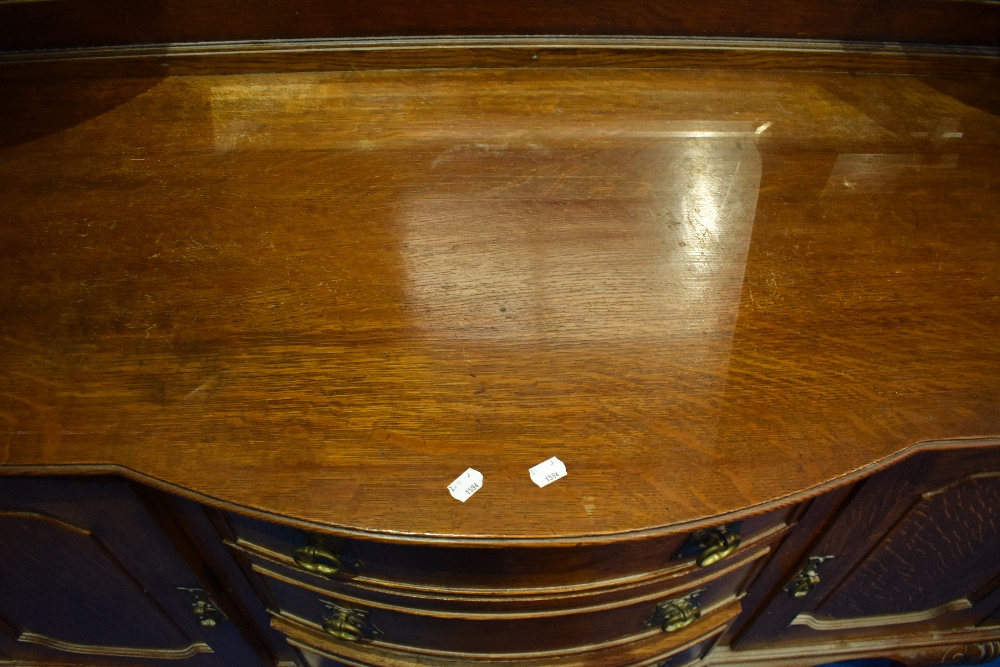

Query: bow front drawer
[222,505,793,595]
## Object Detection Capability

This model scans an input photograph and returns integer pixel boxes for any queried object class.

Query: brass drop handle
[655,592,703,633]
[695,526,741,567]
[788,572,821,599]
[322,605,369,643]
[785,555,835,600]
[293,545,343,577]
[193,601,218,627]
[323,616,363,642]
[178,587,224,628]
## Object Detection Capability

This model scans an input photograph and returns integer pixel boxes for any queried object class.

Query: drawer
[276,598,740,667]
[245,541,774,615]
[224,505,793,594]
[260,552,763,655]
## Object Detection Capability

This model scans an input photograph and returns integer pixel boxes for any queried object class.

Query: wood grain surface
[1,65,998,543]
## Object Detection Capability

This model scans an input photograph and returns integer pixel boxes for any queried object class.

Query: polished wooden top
[1,64,998,543]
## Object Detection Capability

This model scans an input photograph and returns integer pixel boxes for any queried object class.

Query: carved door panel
[736,440,1000,647]
[0,476,264,666]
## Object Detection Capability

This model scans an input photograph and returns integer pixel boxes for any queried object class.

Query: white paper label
[447,468,484,502]
[529,457,568,488]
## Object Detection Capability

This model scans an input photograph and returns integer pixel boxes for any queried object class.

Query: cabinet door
[736,441,1000,647]
[0,476,265,666]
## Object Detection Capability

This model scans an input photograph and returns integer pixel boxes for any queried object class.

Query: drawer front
[292,626,722,667]
[261,556,762,654]
[245,541,774,615]
[224,505,792,594]
[275,600,739,667]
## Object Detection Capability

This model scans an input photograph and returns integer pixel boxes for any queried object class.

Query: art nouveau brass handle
[695,526,741,567]
[785,555,835,600]
[192,600,220,627]
[787,571,821,599]
[323,615,363,642]
[293,545,343,576]
[656,593,703,633]
[321,604,371,643]
[178,587,225,628]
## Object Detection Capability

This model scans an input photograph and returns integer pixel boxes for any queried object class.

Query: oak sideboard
[1,3,999,665]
